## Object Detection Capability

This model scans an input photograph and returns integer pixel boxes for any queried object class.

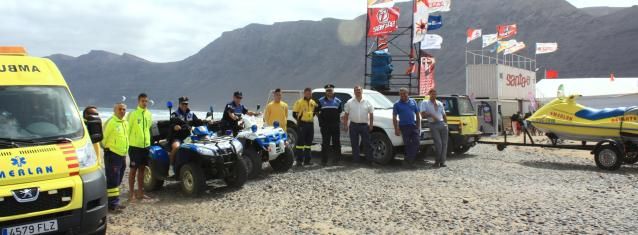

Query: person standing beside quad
[264,88,288,130]
[317,84,343,166]
[420,89,448,168]
[392,88,421,169]
[292,88,317,166]
[168,96,202,167]
[221,91,259,136]
[127,93,153,201]
[102,102,129,213]
[343,85,375,165]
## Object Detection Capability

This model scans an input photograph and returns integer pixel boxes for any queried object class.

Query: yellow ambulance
[0,47,107,234]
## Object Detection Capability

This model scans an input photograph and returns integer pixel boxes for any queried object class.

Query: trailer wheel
[623,152,638,164]
[594,144,623,171]
[497,144,506,151]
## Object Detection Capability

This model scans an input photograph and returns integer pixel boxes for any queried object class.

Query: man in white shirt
[343,86,375,164]
[420,89,448,168]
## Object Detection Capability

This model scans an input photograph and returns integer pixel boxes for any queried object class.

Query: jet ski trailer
[479,100,638,171]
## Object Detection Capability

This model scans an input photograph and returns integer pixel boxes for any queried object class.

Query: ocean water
[96,108,220,121]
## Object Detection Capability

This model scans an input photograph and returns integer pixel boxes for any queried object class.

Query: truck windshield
[457,97,475,116]
[365,93,394,109]
[0,86,84,142]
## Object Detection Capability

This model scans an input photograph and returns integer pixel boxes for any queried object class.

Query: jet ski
[527,95,638,142]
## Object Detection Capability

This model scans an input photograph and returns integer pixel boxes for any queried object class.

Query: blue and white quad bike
[144,124,248,197]
[235,116,294,179]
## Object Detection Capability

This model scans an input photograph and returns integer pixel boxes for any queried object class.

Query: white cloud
[0,0,364,62]
[0,0,633,62]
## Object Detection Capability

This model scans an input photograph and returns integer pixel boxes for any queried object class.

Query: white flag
[413,1,429,44]
[482,34,498,48]
[425,0,452,13]
[466,28,481,43]
[504,41,526,55]
[421,34,443,49]
[536,42,558,54]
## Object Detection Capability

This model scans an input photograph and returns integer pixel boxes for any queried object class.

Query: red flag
[545,69,558,79]
[610,72,615,82]
[497,24,517,40]
[419,56,436,96]
[367,7,400,37]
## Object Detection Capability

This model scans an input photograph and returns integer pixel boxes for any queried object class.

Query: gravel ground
[108,144,638,234]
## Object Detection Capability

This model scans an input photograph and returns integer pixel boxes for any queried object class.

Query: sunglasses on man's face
[326,89,334,93]
[235,96,243,99]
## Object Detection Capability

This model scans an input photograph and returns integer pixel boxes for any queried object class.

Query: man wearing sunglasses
[168,96,202,167]
[221,91,259,136]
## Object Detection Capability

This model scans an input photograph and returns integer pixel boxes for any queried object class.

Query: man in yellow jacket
[264,88,288,130]
[102,103,129,213]
[127,93,153,201]
[292,88,317,166]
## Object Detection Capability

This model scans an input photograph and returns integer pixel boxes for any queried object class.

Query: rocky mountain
[48,0,638,110]
[581,7,627,17]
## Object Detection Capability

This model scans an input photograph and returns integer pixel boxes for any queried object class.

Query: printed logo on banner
[368,7,400,37]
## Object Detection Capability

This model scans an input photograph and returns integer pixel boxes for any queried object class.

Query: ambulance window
[0,86,84,141]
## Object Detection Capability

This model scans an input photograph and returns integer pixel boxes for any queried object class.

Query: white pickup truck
[266,88,433,164]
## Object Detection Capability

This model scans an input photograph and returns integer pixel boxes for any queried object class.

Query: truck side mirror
[85,114,103,143]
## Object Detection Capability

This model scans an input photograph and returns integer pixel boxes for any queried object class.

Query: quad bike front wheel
[225,156,248,188]
[243,148,262,179]
[143,165,164,192]
[180,163,206,197]
[270,146,294,173]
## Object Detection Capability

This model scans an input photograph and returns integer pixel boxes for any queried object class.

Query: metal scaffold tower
[364,1,421,96]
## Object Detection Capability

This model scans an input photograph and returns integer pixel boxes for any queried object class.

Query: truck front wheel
[371,132,394,165]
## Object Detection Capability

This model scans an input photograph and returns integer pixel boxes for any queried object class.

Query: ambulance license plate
[2,220,58,235]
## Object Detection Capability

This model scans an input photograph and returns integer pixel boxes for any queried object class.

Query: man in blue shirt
[392,88,421,168]
[420,89,448,168]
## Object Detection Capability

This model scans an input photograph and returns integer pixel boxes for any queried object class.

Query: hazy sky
[0,0,634,62]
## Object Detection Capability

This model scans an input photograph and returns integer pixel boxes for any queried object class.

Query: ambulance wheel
[270,146,294,173]
[594,144,623,171]
[243,148,262,179]
[623,152,638,164]
[180,163,206,197]
[497,144,506,151]
[225,156,248,188]
[143,165,164,192]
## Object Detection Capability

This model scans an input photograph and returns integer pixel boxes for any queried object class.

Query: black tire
[453,145,472,155]
[270,146,294,172]
[286,126,298,150]
[594,144,623,171]
[371,132,394,165]
[623,152,638,164]
[496,144,506,151]
[225,156,248,188]
[180,163,206,197]
[143,165,164,192]
[243,148,262,179]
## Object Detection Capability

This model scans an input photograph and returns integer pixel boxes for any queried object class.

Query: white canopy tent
[535,78,638,109]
